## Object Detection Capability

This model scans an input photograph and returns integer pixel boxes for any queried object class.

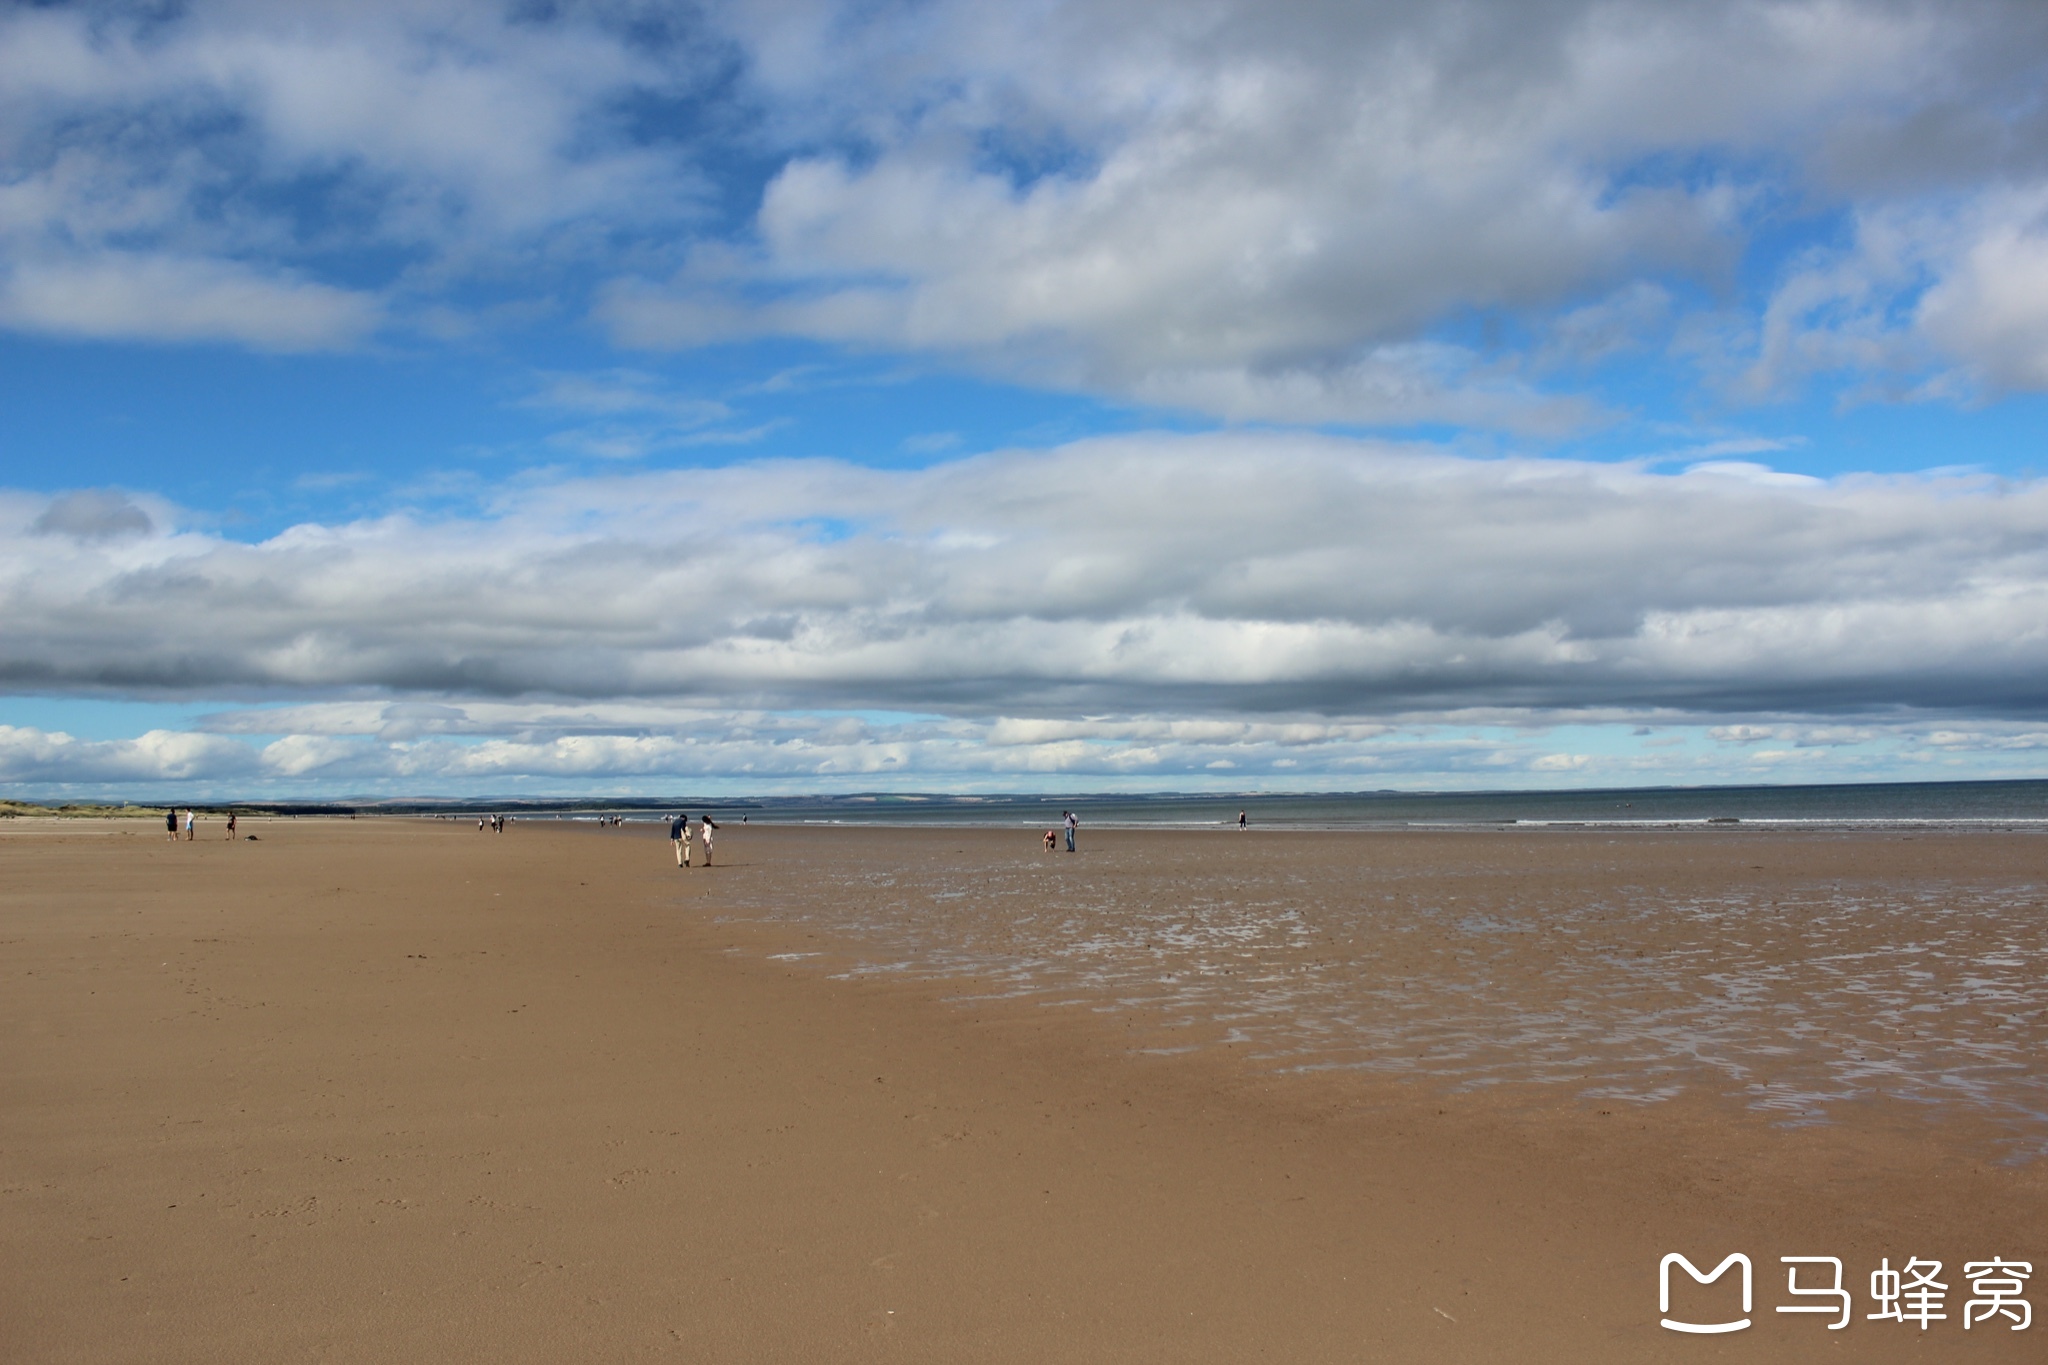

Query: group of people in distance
[477,814,509,833]
[668,812,720,867]
[1038,807,1245,852]
[164,809,239,840]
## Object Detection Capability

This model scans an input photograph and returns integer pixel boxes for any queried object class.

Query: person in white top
[699,814,720,866]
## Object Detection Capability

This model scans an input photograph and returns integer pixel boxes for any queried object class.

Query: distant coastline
[13,777,2048,829]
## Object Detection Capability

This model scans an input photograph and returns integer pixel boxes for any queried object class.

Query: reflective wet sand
[718,827,2048,1155]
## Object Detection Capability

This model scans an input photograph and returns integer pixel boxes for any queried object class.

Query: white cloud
[523,370,733,425]
[0,253,379,351]
[11,693,2048,795]
[0,1,2044,416]
[0,0,706,349]
[0,726,255,784]
[1710,725,1779,744]
[1721,181,2048,402]
[4,432,2047,723]
[1682,461,1823,488]
[1915,189,2048,393]
[605,0,2048,418]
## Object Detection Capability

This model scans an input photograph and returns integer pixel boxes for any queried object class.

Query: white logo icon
[1660,1253,1752,1334]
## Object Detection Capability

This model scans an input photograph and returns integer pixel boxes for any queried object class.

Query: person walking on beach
[699,814,720,866]
[184,809,195,841]
[226,811,237,839]
[1238,810,1247,832]
[1064,809,1078,853]
[670,812,688,867]
[166,808,178,841]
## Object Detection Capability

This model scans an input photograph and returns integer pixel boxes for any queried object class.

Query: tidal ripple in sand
[715,833,2048,1154]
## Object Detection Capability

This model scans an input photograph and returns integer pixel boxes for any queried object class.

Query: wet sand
[2,818,2042,1362]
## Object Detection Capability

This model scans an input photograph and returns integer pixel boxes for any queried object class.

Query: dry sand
[3,817,2042,1362]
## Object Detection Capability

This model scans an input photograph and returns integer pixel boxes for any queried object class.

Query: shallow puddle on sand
[715,835,2048,1155]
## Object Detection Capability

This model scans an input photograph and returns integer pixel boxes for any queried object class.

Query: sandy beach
[3,817,2043,1362]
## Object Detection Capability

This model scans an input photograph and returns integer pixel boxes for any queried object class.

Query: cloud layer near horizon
[8,435,2048,724]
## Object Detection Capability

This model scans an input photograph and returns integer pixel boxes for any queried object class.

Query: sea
[506,778,2048,830]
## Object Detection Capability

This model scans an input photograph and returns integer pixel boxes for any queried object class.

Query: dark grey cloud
[31,489,154,540]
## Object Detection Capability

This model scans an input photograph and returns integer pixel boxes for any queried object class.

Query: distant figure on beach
[1238,810,1247,832]
[226,812,237,839]
[670,813,687,867]
[1064,810,1077,853]
[166,808,178,841]
[1043,829,1057,852]
[478,817,486,832]
[184,809,195,841]
[699,814,720,866]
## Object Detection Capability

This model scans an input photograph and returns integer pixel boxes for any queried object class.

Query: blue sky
[3,0,2048,799]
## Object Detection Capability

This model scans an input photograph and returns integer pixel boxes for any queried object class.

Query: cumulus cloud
[1915,189,2048,393]
[607,0,2048,418]
[5,432,2048,723]
[0,253,379,351]
[0,0,710,349]
[0,725,256,784]
[3,1,2046,413]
